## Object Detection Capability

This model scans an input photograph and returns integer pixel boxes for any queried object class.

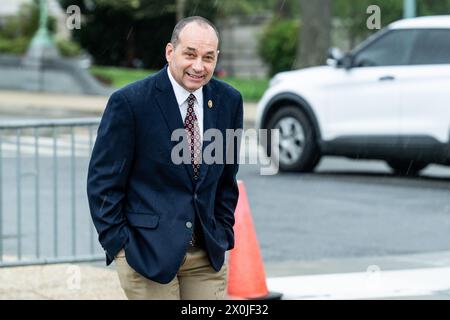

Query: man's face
[166,22,219,92]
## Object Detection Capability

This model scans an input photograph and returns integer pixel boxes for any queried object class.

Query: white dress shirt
[167,68,204,141]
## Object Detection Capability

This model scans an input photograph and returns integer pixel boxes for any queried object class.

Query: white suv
[256,15,450,175]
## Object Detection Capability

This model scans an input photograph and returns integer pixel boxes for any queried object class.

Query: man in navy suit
[87,16,243,299]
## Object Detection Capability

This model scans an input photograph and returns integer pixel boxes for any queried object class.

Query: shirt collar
[167,67,203,106]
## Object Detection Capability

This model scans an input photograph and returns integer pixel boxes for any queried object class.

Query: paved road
[238,158,450,262]
[1,127,449,265]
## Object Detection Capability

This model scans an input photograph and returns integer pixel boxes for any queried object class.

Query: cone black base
[248,291,283,300]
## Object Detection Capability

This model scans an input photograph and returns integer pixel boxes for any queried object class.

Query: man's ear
[165,43,174,62]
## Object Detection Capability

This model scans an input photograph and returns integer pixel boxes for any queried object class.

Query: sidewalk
[0,90,258,125]
[0,261,125,300]
[2,250,450,299]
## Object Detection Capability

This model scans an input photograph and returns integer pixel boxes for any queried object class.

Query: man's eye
[186,53,195,58]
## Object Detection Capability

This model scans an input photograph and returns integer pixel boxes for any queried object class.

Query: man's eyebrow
[184,47,216,56]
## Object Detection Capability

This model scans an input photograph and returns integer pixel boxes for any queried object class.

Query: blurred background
[0,0,449,98]
[1,0,450,300]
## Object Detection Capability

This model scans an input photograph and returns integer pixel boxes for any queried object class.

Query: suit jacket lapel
[154,67,195,183]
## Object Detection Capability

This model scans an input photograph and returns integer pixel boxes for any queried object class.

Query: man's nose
[192,58,204,72]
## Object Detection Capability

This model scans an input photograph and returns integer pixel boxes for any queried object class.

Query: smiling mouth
[186,72,205,80]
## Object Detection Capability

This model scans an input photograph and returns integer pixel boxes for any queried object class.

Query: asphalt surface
[1,137,449,264]
[238,159,450,262]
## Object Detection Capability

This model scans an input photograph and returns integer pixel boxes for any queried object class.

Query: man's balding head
[170,16,219,49]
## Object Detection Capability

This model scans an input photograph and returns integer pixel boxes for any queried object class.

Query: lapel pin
[208,100,213,108]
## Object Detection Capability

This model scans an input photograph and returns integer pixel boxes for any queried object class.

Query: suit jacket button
[194,193,198,200]
[186,221,193,229]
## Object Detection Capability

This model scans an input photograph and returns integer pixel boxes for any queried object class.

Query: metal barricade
[0,118,104,267]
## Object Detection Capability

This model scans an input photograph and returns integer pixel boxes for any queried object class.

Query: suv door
[326,29,417,141]
[399,29,450,144]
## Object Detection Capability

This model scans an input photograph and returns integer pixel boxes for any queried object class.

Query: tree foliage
[333,0,403,49]
[333,0,450,49]
[0,2,80,56]
[57,0,275,68]
[57,0,450,69]
[59,0,175,68]
[259,18,299,76]
[257,0,450,76]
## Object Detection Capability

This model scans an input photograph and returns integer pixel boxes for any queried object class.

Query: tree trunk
[125,26,136,68]
[274,0,292,19]
[295,0,331,68]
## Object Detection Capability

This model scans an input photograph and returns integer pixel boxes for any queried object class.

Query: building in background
[217,14,270,78]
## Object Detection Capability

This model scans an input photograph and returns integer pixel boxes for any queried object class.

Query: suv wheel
[387,160,428,176]
[266,106,321,172]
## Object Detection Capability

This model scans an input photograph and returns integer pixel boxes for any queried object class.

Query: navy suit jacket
[87,67,243,284]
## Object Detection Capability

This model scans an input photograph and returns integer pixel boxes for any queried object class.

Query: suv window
[353,30,418,67]
[410,29,450,65]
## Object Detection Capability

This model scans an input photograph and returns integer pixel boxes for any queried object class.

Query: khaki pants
[115,246,227,300]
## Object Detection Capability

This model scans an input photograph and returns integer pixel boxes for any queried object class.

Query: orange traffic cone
[227,180,282,300]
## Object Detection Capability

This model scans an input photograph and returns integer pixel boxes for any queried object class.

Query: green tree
[181,0,273,21]
[333,0,450,51]
[333,0,403,49]
[259,18,299,76]
[418,0,450,15]
[59,0,175,68]
[58,0,275,68]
